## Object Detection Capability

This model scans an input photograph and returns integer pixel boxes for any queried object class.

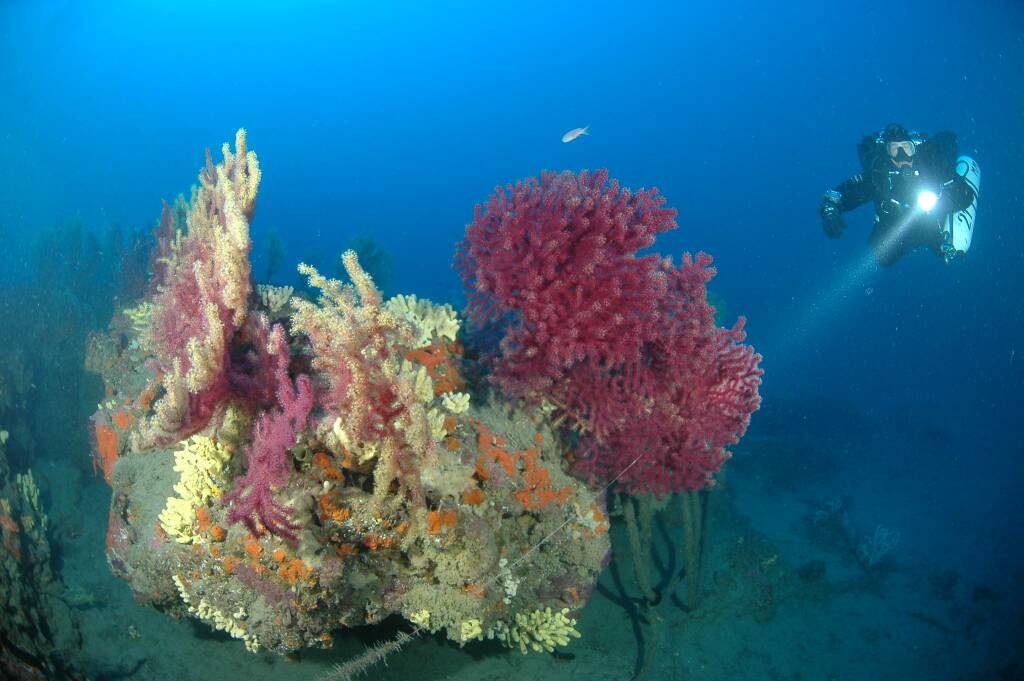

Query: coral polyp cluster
[86,130,609,655]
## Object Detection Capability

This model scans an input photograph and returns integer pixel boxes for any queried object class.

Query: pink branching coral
[457,170,763,495]
[140,130,262,444]
[222,324,313,543]
[457,169,677,397]
[290,253,434,512]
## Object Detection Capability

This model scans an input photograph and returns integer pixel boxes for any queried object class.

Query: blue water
[1,1,1021,679]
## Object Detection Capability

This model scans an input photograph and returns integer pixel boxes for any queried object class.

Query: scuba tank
[940,155,980,262]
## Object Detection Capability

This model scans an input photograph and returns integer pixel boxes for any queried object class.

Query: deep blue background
[1,0,1022,567]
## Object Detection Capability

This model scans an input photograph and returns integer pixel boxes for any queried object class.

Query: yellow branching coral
[122,302,153,335]
[427,408,447,442]
[173,575,260,652]
[489,607,582,654]
[16,469,46,534]
[384,294,461,347]
[134,359,190,448]
[291,255,440,516]
[411,365,434,403]
[409,609,431,628]
[204,128,260,327]
[138,130,262,449]
[291,254,415,424]
[331,417,380,465]
[159,435,232,543]
[257,284,294,315]
[441,392,470,414]
[459,618,483,643]
[159,129,259,394]
[185,302,226,393]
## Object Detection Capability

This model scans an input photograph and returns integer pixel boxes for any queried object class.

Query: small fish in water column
[561,126,589,143]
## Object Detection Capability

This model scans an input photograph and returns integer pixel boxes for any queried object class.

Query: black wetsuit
[827,131,975,265]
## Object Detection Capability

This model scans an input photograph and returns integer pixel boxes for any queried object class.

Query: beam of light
[765,207,925,368]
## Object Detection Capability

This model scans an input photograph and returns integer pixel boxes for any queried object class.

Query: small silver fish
[561,126,589,143]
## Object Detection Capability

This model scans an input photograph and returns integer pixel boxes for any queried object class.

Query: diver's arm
[832,173,874,212]
[819,173,873,238]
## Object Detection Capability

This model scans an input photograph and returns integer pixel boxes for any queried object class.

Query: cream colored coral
[146,129,258,416]
[409,609,431,628]
[292,256,440,516]
[158,435,232,543]
[16,469,41,518]
[211,129,259,327]
[159,497,196,544]
[331,417,379,464]
[410,364,433,403]
[184,302,225,393]
[173,575,260,652]
[257,284,293,315]
[122,302,153,335]
[490,607,581,654]
[441,392,470,414]
[426,409,447,442]
[134,359,190,448]
[384,293,460,346]
[460,618,483,642]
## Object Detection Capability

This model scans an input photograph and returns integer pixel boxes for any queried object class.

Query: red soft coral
[457,171,762,495]
[457,169,677,397]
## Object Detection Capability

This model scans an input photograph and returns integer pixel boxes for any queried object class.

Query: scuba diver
[819,123,980,265]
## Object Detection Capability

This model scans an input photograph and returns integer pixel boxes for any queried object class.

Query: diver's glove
[820,190,845,238]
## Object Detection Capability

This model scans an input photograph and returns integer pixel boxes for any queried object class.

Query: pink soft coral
[222,324,313,542]
[457,169,676,397]
[457,170,762,495]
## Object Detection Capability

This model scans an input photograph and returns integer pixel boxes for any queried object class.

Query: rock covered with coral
[0,431,85,680]
[86,130,610,656]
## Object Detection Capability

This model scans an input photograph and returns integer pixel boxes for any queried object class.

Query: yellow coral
[495,607,582,654]
[409,609,431,628]
[257,284,294,315]
[122,302,153,335]
[384,293,461,346]
[331,416,380,464]
[426,408,447,442]
[171,435,232,504]
[460,618,483,642]
[158,497,196,544]
[411,364,435,403]
[158,435,232,543]
[173,575,260,652]
[441,392,470,414]
[17,469,46,531]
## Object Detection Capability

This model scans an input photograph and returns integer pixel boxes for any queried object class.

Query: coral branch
[135,130,263,446]
[222,324,313,543]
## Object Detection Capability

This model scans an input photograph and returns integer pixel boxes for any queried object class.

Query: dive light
[917,190,939,212]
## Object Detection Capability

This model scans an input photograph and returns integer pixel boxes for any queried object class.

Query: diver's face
[887,141,915,168]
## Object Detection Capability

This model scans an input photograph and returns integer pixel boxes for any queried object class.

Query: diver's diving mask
[887,140,916,164]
